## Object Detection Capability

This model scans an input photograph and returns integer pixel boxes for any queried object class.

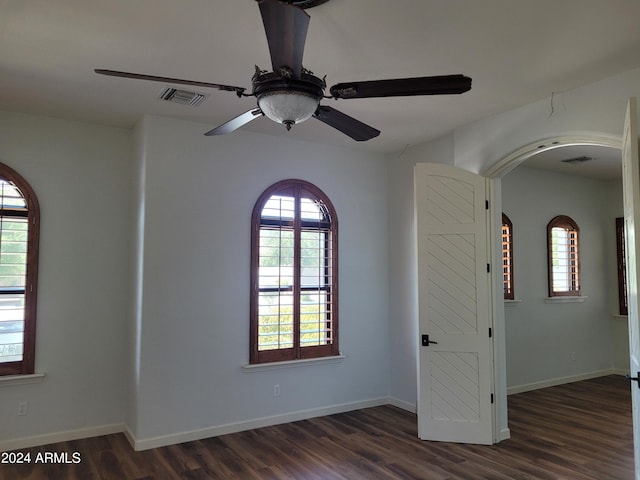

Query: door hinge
[491,394,494,404]
[489,327,492,338]
[486,263,491,273]
[485,200,489,210]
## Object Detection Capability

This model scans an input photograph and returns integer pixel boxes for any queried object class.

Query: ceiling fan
[95,0,472,142]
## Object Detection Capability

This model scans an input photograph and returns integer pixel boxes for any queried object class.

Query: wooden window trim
[502,213,514,300]
[250,179,338,364]
[0,163,40,376]
[547,215,580,297]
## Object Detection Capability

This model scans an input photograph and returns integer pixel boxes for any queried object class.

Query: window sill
[504,299,522,306]
[613,315,628,320]
[243,354,347,372]
[0,373,46,387]
[544,296,588,304]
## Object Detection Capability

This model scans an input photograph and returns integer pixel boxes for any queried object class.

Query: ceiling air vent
[159,87,209,107]
[561,156,593,164]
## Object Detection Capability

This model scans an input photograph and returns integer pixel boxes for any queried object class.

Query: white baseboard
[507,369,616,396]
[497,427,511,442]
[122,424,136,450]
[388,396,416,414]
[128,397,389,451]
[0,423,124,453]
[1,395,513,452]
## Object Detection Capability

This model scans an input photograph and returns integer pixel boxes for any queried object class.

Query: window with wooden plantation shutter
[0,163,39,376]
[616,217,628,315]
[502,213,514,300]
[547,215,580,297]
[250,179,338,364]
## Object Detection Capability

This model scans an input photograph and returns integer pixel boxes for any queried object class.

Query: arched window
[547,215,580,297]
[502,213,514,300]
[250,179,338,364]
[0,163,39,376]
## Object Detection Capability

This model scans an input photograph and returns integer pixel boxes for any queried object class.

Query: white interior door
[414,163,494,444]
[622,97,640,479]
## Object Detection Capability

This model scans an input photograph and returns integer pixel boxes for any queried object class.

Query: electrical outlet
[571,352,576,361]
[18,401,28,416]
[273,384,280,397]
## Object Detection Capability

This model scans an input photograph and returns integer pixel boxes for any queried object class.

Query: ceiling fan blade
[329,74,472,99]
[95,69,247,95]
[258,0,310,78]
[313,105,380,142]
[204,109,263,136]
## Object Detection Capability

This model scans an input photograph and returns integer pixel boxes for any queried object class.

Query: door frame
[482,133,623,442]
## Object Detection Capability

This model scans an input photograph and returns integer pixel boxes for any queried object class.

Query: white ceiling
[521,144,622,181]
[1,0,640,157]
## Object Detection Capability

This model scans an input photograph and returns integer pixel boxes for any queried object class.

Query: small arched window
[0,163,40,376]
[547,215,580,297]
[502,213,514,300]
[250,179,338,364]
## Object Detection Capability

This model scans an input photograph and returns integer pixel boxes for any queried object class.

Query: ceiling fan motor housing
[253,70,326,129]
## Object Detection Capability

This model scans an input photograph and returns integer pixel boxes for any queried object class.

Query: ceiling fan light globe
[258,91,320,126]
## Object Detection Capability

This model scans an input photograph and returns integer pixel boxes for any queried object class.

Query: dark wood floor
[0,375,634,479]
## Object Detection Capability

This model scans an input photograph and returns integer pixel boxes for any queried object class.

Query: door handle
[626,372,640,389]
[421,334,438,347]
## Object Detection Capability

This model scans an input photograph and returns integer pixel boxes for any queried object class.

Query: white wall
[502,166,616,390]
[0,111,131,447]
[455,68,640,175]
[129,115,390,445]
[125,118,148,440]
[0,111,391,450]
[387,134,454,409]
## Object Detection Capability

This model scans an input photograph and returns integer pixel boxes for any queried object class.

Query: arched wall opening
[483,133,625,441]
[482,133,622,179]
